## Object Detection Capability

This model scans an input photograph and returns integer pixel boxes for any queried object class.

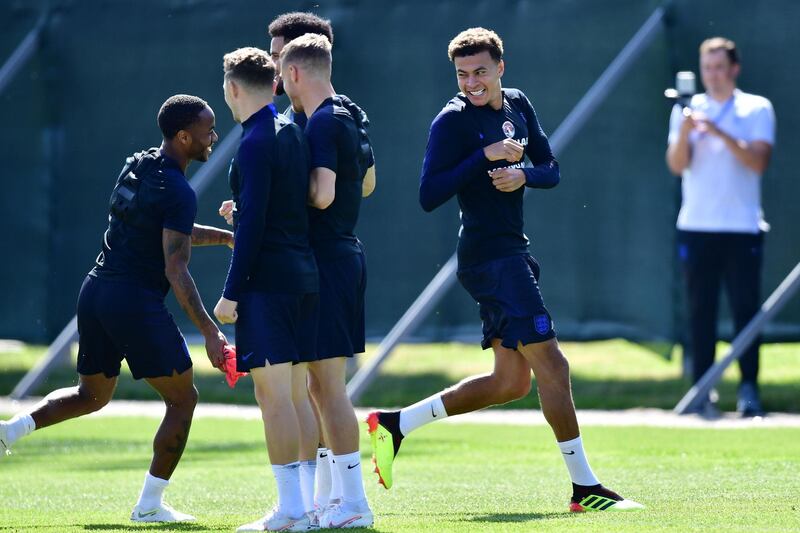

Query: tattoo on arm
[163,228,216,335]
[191,223,233,247]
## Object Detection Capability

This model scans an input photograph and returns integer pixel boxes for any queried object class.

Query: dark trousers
[678,230,763,386]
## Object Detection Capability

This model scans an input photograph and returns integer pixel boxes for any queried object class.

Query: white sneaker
[130,502,196,522]
[0,422,11,457]
[236,508,312,532]
[322,500,374,529]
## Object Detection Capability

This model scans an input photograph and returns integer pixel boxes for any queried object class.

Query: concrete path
[3,397,799,429]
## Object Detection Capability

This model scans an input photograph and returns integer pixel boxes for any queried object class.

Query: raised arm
[419,112,490,212]
[695,119,772,174]
[162,228,226,369]
[191,223,234,248]
[666,107,694,175]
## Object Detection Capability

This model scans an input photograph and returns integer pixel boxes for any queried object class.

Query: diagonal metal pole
[11,126,241,399]
[674,261,800,414]
[347,5,668,403]
[0,12,47,96]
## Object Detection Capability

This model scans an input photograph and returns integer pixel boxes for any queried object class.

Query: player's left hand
[489,168,526,192]
[214,297,238,324]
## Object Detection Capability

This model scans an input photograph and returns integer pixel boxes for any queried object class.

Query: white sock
[399,394,448,436]
[557,436,600,486]
[314,448,332,508]
[328,456,343,503]
[272,462,304,519]
[299,460,316,514]
[333,451,367,505]
[4,413,36,445]
[136,472,169,510]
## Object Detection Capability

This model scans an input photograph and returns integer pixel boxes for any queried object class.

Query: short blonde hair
[281,33,332,76]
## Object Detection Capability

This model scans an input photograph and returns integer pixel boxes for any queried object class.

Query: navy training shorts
[76,275,192,380]
[457,254,556,350]
[234,291,319,370]
[315,245,367,359]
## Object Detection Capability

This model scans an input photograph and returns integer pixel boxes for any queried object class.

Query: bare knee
[76,385,112,414]
[163,386,198,413]
[492,373,532,404]
[309,364,345,400]
[549,349,570,380]
[307,372,323,402]
[538,348,571,392]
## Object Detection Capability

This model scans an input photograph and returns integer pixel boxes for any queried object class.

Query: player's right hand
[204,329,227,371]
[218,200,234,226]
[483,138,525,163]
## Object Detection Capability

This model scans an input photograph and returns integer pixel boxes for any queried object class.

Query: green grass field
[0,416,798,532]
[1,340,799,412]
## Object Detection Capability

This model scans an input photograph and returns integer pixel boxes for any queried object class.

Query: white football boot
[236,507,312,532]
[321,499,374,529]
[130,502,196,522]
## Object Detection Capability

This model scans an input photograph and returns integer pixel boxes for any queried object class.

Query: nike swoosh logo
[431,405,437,418]
[319,453,328,458]
[347,463,359,469]
[137,510,159,518]
[241,352,254,361]
[562,451,575,455]
[331,516,361,528]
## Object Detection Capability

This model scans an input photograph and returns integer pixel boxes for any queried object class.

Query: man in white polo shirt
[666,36,775,417]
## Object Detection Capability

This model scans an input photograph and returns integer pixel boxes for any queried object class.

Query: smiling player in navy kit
[367,27,644,513]
[0,94,232,523]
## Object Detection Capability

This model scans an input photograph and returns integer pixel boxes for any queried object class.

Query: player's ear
[497,59,505,78]
[176,129,192,148]
[229,79,240,98]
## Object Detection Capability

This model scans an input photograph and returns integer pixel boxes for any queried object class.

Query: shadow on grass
[464,511,570,523]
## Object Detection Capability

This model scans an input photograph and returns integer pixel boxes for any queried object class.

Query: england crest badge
[502,120,515,139]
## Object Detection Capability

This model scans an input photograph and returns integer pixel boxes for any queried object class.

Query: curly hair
[223,47,276,89]
[157,94,208,139]
[268,12,333,45]
[447,27,504,62]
